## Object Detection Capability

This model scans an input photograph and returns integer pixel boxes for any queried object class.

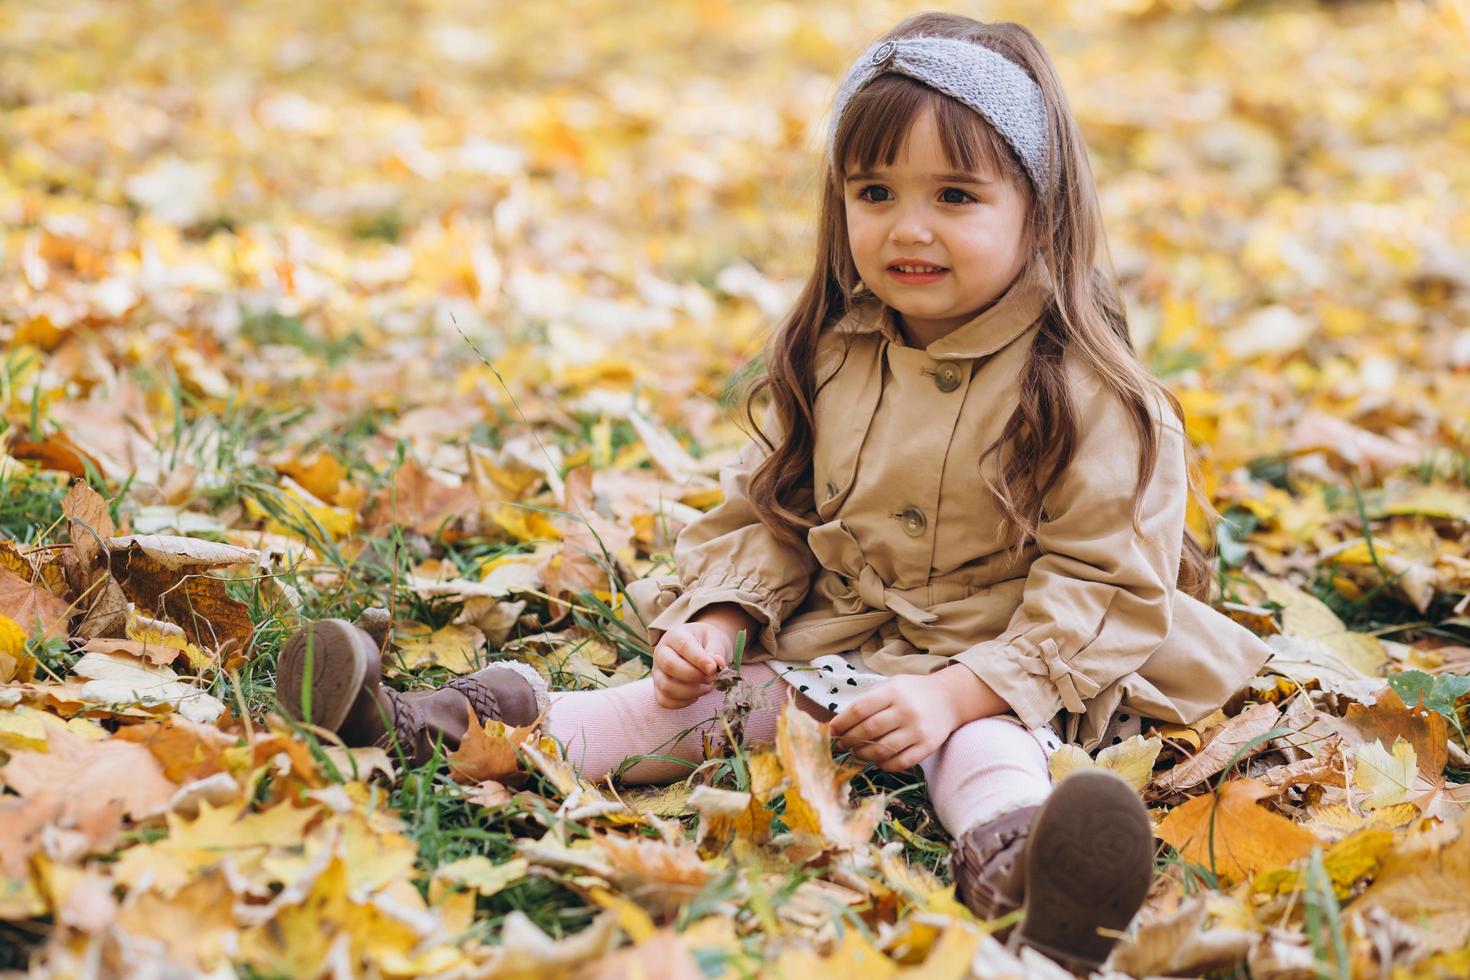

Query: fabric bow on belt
[806,520,938,626]
[1017,635,1101,712]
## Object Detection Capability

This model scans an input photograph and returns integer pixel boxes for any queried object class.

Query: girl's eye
[855,185,976,205]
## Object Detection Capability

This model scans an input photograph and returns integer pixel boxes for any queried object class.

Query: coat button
[933,362,962,392]
[898,506,926,536]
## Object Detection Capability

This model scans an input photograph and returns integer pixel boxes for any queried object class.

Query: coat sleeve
[645,409,820,657]
[952,380,1189,731]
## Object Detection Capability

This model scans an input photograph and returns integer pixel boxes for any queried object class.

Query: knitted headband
[828,35,1052,195]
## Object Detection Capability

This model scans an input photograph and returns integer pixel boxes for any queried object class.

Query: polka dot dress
[768,652,1066,762]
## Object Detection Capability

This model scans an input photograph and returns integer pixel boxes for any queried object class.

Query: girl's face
[843,105,1032,343]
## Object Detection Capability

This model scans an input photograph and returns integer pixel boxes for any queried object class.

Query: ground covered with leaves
[3,0,1470,976]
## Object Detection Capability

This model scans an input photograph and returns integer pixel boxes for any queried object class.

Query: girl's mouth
[887,264,949,285]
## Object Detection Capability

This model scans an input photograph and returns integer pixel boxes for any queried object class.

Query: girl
[277,12,1273,971]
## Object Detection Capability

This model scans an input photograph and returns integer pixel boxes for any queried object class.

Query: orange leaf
[1155,777,1322,884]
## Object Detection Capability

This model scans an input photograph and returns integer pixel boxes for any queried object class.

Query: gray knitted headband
[828,35,1051,195]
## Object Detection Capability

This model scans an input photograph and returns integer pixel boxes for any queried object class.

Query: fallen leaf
[1154,777,1322,884]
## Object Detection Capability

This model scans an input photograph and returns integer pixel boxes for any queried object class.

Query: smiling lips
[887,262,949,284]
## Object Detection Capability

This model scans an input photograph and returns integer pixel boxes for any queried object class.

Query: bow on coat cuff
[952,632,1069,730]
[1020,636,1101,712]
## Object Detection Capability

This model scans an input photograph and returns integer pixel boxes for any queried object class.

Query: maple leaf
[1,712,178,829]
[1154,777,1322,884]
[1049,733,1162,790]
[0,563,72,642]
[1354,736,1418,809]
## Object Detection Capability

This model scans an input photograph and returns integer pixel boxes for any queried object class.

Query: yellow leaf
[433,855,529,898]
[775,701,887,851]
[490,502,562,542]
[767,923,898,976]
[1356,809,1470,953]
[1300,801,1420,840]
[1048,734,1162,790]
[244,477,356,540]
[1353,737,1417,809]
[391,622,487,674]
[587,884,658,942]
[112,797,322,894]
[125,610,212,669]
[0,612,36,683]
[0,705,50,751]
[1253,828,1396,900]
[1247,572,1388,678]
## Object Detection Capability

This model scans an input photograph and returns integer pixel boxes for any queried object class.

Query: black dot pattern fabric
[769,652,1065,761]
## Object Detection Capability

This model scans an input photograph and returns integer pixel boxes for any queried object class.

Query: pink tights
[544,662,1053,837]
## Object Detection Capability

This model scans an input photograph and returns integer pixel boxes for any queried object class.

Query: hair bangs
[834,73,1025,190]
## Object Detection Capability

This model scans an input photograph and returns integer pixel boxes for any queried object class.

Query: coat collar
[833,262,1054,360]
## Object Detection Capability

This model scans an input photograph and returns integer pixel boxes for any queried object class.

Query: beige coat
[626,267,1271,753]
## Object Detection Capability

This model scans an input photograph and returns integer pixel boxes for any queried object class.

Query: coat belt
[806,520,938,627]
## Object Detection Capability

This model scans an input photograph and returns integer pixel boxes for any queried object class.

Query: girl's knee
[934,714,1050,766]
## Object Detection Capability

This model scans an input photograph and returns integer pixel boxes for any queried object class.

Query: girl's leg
[919,714,1054,839]
[545,662,833,784]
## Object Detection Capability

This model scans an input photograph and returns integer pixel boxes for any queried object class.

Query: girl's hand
[829,673,960,772]
[651,622,734,709]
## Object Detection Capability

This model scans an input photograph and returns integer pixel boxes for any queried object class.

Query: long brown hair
[732,12,1220,603]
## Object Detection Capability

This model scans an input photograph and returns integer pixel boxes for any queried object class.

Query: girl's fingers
[654,672,712,703]
[835,708,902,750]
[854,733,913,765]
[883,745,929,771]
[831,691,892,736]
[655,646,709,683]
[663,631,718,675]
[679,635,724,675]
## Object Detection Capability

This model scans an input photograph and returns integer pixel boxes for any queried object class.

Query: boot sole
[277,619,371,732]
[1015,768,1154,970]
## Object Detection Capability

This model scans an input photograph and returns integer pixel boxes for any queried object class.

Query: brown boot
[951,768,1155,972]
[950,802,1037,939]
[276,618,547,767]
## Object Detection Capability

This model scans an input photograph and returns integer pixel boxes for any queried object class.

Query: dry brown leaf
[1356,809,1470,953]
[1342,685,1448,780]
[774,700,887,852]
[1148,701,1283,798]
[366,456,479,537]
[1106,894,1254,976]
[63,480,115,573]
[108,536,256,658]
[1255,733,1348,791]
[0,563,73,640]
[593,831,715,919]
[540,464,635,609]
[463,779,513,808]
[0,792,67,877]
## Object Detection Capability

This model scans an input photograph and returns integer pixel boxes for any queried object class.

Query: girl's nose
[889,208,934,244]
